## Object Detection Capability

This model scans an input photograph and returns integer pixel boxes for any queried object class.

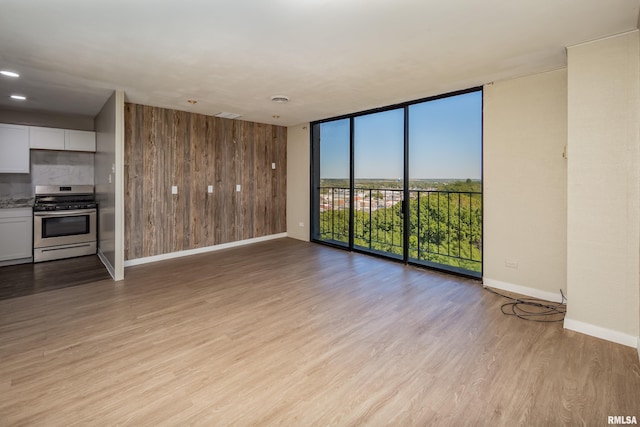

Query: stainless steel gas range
[33,185,97,263]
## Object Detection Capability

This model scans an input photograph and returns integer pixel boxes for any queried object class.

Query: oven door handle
[34,209,97,217]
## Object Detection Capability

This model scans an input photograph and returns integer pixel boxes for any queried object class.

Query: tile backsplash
[0,150,94,199]
[0,172,31,199]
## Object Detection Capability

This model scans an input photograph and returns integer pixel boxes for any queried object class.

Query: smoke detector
[270,95,289,103]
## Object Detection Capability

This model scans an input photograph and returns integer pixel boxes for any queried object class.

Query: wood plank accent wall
[124,103,287,260]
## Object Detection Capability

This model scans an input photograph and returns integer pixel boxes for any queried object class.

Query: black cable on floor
[483,286,567,322]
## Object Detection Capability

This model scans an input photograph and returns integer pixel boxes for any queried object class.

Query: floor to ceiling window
[407,92,483,274]
[353,108,405,259]
[311,88,482,277]
[312,118,350,248]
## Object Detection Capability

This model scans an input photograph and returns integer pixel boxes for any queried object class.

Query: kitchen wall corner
[94,91,119,280]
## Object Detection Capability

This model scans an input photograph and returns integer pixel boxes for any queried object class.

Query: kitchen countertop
[0,198,34,208]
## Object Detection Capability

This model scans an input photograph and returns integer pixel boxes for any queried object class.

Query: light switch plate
[236,184,241,192]
[272,162,276,170]
[207,185,213,193]
[171,185,178,194]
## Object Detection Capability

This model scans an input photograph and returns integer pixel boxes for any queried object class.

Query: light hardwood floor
[1,238,639,426]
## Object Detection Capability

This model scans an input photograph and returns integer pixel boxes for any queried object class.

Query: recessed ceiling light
[1,70,20,78]
[270,95,289,103]
[10,95,26,100]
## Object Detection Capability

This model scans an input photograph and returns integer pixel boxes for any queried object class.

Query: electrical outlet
[171,185,178,195]
[272,162,276,170]
[236,184,241,192]
[207,185,213,193]
[505,260,518,269]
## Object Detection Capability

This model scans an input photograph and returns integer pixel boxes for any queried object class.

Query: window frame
[310,86,483,278]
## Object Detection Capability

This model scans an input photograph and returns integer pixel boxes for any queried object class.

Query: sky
[319,90,482,180]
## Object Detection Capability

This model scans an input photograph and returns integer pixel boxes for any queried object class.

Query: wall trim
[114,90,125,281]
[0,257,32,267]
[124,233,288,267]
[287,231,310,242]
[482,277,564,303]
[566,28,639,49]
[484,277,638,348]
[564,317,638,348]
[98,248,116,280]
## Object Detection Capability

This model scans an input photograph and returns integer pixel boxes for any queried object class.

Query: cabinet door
[0,214,32,261]
[29,127,65,150]
[0,124,29,173]
[65,130,96,152]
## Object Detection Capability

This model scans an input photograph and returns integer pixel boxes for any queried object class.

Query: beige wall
[286,124,310,241]
[95,92,117,277]
[94,90,125,280]
[483,69,568,301]
[285,35,640,350]
[566,31,640,346]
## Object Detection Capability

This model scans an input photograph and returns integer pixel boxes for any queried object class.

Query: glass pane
[353,108,404,259]
[408,91,482,276]
[43,216,90,238]
[315,119,350,246]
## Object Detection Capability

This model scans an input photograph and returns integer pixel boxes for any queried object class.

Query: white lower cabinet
[0,208,33,263]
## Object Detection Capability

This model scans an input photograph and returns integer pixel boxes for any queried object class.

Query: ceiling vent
[214,112,242,119]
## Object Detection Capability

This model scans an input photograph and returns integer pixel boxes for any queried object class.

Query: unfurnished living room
[1,1,640,425]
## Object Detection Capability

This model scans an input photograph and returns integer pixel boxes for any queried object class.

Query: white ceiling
[0,0,638,126]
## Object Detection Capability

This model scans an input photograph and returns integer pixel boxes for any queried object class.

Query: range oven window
[42,215,90,238]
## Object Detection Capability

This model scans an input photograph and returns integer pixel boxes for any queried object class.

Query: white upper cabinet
[1,124,96,161]
[65,129,96,152]
[0,124,30,173]
[28,126,96,153]
[29,126,65,150]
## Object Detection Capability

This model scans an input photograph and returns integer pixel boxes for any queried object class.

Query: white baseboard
[97,248,116,280]
[564,318,638,348]
[482,277,565,303]
[0,257,32,267]
[483,278,638,349]
[124,233,288,267]
[286,232,310,242]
